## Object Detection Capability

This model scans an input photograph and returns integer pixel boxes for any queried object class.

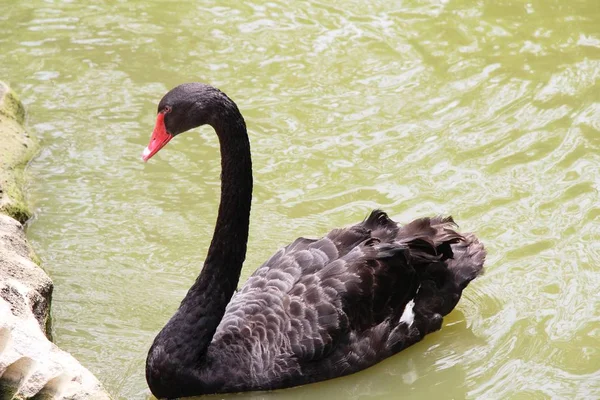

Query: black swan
[141,83,486,399]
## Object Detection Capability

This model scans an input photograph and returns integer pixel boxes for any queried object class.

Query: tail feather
[396,216,485,287]
[447,232,486,289]
[395,216,485,320]
[359,212,485,357]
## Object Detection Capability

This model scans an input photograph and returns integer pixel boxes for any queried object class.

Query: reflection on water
[1,0,599,399]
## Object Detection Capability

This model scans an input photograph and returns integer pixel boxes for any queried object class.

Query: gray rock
[0,82,111,399]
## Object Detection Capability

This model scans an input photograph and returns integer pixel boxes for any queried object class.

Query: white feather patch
[399,299,415,326]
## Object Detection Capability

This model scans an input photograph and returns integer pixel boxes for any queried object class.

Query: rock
[0,82,35,224]
[0,216,110,400]
[0,83,111,399]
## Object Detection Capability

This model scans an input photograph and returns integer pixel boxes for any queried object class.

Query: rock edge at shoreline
[0,82,111,400]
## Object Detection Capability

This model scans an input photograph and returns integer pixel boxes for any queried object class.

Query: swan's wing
[213,211,485,379]
[215,211,410,366]
[210,211,484,387]
[227,230,367,361]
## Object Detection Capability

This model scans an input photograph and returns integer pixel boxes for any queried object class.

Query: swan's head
[142,83,234,162]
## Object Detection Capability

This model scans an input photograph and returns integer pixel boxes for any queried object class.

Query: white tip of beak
[142,146,151,161]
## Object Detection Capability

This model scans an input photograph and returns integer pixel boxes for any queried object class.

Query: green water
[2,0,600,398]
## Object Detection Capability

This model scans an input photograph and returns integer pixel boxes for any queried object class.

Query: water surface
[1,0,599,398]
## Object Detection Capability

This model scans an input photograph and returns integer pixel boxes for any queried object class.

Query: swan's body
[142,83,485,399]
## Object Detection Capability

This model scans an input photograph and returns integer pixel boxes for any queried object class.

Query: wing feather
[209,209,485,387]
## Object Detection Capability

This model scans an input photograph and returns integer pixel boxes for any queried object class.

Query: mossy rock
[0,81,38,224]
[0,84,111,399]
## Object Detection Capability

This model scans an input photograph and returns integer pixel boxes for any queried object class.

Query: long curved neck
[152,99,252,365]
[186,110,252,350]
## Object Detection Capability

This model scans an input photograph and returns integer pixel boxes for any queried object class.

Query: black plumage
[142,83,486,399]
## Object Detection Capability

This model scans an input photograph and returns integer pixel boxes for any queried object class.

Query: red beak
[142,112,173,162]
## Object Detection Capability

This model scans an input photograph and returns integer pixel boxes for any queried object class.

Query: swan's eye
[163,105,172,114]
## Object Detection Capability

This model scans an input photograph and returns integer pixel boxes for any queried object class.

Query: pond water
[1,0,599,398]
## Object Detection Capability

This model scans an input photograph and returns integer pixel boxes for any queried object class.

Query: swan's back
[202,210,484,392]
